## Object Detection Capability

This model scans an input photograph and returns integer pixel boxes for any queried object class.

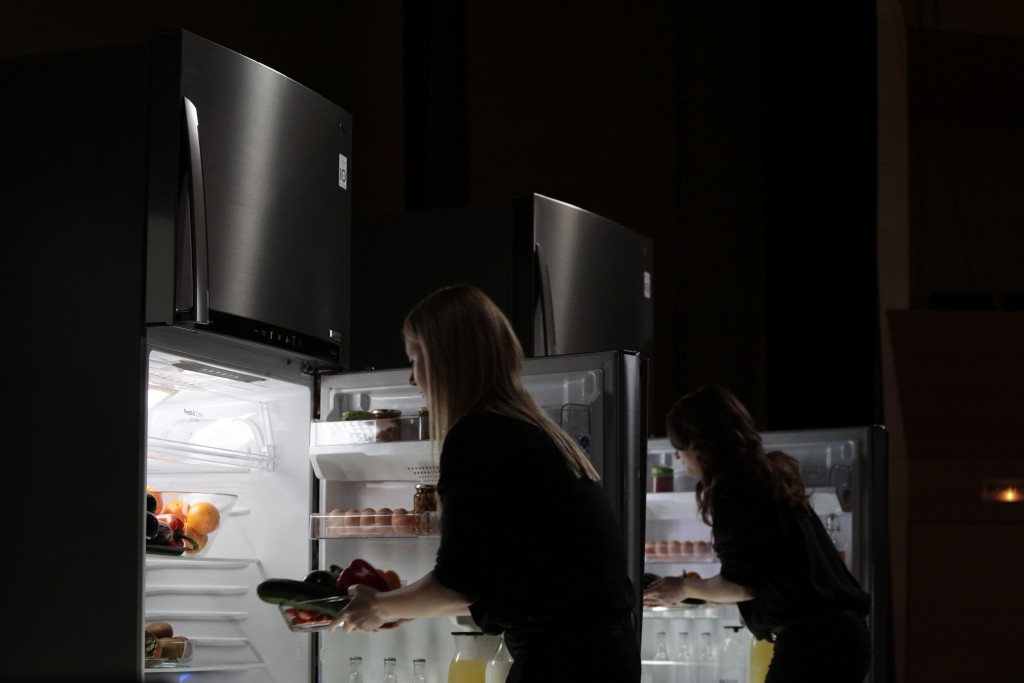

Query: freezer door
[147,30,352,368]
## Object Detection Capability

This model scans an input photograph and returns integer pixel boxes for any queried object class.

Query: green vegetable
[341,410,374,421]
[257,578,349,616]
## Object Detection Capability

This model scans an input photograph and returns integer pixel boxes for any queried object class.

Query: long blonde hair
[403,284,599,481]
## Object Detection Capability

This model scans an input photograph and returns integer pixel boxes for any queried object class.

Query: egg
[655,539,670,557]
[343,508,362,534]
[668,540,682,558]
[360,507,377,528]
[375,507,393,529]
[326,508,346,538]
[391,507,415,535]
[681,540,695,558]
[644,541,656,557]
[694,540,711,558]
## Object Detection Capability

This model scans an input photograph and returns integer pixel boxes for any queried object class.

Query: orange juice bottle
[448,659,486,683]
[749,638,774,683]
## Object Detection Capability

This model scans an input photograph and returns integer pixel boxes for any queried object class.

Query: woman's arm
[330,571,472,633]
[643,573,756,607]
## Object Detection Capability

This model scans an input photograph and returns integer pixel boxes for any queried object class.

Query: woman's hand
[328,570,472,633]
[643,575,687,607]
[644,573,756,607]
[330,584,404,633]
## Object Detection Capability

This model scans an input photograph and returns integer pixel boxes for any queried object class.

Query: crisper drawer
[144,557,266,671]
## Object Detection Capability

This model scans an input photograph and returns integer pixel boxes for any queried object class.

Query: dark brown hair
[666,385,809,524]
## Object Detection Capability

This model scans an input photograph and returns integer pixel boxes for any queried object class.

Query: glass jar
[651,466,674,492]
[449,631,488,683]
[413,484,438,536]
[372,408,402,442]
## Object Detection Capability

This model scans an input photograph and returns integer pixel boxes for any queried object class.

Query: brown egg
[655,539,670,557]
[360,507,377,527]
[668,540,682,558]
[391,507,415,535]
[326,508,346,538]
[343,508,362,534]
[644,541,656,557]
[681,540,695,558]
[375,507,393,528]
[694,540,711,558]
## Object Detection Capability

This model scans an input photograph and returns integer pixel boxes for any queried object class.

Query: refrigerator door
[349,194,653,371]
[309,350,647,680]
[147,30,352,369]
[528,195,654,360]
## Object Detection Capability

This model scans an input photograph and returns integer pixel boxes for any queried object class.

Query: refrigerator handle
[535,242,556,355]
[182,97,210,325]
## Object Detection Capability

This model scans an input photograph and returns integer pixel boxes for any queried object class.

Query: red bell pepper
[335,558,391,593]
[155,514,199,551]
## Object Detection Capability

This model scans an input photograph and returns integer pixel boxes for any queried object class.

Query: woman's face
[405,336,427,399]
[675,446,703,479]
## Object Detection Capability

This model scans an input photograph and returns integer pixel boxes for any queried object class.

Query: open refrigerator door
[641,426,888,683]
[306,350,643,683]
[142,329,317,682]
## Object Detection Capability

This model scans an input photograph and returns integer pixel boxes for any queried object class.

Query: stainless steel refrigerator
[642,427,890,683]
[349,194,654,371]
[4,30,350,682]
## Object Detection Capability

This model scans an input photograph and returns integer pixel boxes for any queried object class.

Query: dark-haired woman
[643,385,870,683]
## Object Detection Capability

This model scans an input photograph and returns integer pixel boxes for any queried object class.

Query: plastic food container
[279,596,351,632]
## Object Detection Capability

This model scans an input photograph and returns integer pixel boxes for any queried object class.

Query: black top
[711,477,870,640]
[432,411,635,635]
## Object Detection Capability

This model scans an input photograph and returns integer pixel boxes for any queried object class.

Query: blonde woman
[331,284,639,682]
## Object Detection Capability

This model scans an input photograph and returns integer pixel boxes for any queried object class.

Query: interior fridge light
[148,387,176,408]
[981,478,1023,503]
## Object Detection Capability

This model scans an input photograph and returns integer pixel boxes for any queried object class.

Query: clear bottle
[382,657,397,683]
[824,513,850,567]
[675,631,693,683]
[485,634,513,683]
[412,658,427,683]
[717,626,751,683]
[349,656,364,683]
[653,632,670,683]
[654,631,670,661]
[695,632,715,683]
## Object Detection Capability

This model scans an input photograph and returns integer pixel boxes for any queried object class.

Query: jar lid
[372,408,402,418]
[651,466,674,476]
[416,484,436,491]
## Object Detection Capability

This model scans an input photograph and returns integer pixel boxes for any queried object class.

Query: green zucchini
[256,578,350,616]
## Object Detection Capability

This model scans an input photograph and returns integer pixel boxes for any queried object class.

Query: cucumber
[256,578,351,616]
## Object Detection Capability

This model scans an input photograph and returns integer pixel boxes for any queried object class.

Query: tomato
[186,501,221,535]
[381,569,401,591]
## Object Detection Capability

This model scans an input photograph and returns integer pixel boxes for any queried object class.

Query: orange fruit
[186,501,221,535]
[162,498,191,520]
[182,523,209,555]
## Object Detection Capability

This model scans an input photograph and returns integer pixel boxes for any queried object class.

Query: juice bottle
[749,638,774,683]
[448,631,488,683]
[449,659,486,683]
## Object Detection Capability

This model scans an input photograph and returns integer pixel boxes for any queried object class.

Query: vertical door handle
[182,97,210,324]
[535,242,556,355]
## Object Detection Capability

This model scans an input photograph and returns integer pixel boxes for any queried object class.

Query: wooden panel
[888,310,1024,458]
[906,522,1024,682]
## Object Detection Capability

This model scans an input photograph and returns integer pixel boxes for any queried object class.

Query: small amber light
[981,479,1023,503]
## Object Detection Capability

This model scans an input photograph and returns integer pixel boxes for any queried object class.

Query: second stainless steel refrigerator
[349,194,654,372]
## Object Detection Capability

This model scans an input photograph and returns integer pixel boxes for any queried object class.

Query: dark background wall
[5,3,1024,681]
[0,0,880,435]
